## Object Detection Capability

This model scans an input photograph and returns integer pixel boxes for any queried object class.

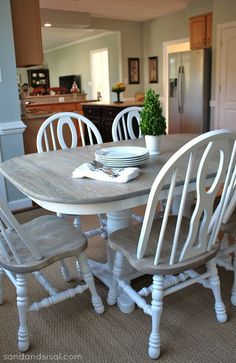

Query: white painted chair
[216,188,236,305]
[112,106,144,223]
[37,112,106,232]
[112,106,142,142]
[36,112,107,281]
[36,111,103,151]
[0,201,104,352]
[107,129,236,360]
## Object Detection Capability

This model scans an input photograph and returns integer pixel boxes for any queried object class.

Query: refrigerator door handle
[180,66,184,113]
[177,66,182,113]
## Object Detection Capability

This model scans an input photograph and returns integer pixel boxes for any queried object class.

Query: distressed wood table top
[0,135,197,207]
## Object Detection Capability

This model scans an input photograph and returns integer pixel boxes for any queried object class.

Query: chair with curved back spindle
[107,129,236,360]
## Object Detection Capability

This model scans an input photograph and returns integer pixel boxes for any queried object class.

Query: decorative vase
[114,91,123,104]
[145,135,162,155]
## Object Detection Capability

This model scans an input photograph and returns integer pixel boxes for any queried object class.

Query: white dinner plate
[94,157,148,168]
[96,154,148,162]
[95,146,149,160]
[95,146,149,167]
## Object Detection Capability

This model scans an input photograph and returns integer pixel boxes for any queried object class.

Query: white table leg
[106,209,133,270]
[107,210,137,313]
[89,209,141,313]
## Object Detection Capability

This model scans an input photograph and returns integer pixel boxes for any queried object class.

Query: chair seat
[0,215,87,273]
[109,216,219,275]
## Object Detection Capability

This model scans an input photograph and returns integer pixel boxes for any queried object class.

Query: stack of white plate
[94,146,149,167]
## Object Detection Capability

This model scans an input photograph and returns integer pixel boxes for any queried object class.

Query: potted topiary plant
[139,89,166,154]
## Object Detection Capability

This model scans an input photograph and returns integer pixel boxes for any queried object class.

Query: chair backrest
[221,183,236,224]
[137,129,236,266]
[0,201,42,265]
[112,106,142,141]
[36,112,103,152]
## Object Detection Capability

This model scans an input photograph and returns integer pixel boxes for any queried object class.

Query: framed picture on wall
[149,56,158,83]
[128,58,140,84]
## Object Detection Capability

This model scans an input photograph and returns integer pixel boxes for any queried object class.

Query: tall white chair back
[112,106,142,141]
[137,129,236,265]
[36,112,103,152]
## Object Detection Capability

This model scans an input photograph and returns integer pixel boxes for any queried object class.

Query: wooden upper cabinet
[189,13,212,50]
[10,0,43,67]
[206,13,212,48]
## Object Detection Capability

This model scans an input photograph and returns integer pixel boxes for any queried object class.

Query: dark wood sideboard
[82,101,143,142]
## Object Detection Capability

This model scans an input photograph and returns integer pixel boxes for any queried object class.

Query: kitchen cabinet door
[206,13,212,48]
[189,13,212,50]
[10,0,43,67]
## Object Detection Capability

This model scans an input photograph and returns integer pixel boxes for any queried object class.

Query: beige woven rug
[0,207,235,362]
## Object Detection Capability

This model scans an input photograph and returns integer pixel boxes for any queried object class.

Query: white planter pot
[145,135,162,155]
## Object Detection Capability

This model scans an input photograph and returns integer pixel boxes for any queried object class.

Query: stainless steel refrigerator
[168,49,211,134]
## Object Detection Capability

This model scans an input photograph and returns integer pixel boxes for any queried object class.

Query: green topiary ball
[140,89,166,136]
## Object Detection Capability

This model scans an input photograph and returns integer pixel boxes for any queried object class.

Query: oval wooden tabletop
[0,135,196,205]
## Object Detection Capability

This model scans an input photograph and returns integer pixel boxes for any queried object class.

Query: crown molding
[44,31,114,53]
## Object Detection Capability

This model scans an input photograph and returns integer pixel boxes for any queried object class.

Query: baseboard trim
[8,197,32,211]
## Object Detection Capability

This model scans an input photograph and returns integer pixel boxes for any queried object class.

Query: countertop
[81,100,143,107]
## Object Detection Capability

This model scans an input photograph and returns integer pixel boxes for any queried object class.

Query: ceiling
[40,0,196,51]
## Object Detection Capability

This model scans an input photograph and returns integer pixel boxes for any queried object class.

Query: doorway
[90,48,110,102]
[162,39,190,133]
[215,21,236,130]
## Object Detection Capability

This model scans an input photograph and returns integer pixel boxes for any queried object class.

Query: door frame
[215,20,236,129]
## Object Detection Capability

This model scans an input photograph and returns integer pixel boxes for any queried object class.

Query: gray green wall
[44,32,121,101]
[142,11,189,94]
[0,0,21,122]
[142,0,213,95]
[0,0,25,203]
[34,17,144,100]
[91,17,143,97]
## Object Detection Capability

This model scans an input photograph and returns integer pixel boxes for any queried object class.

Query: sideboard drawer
[83,106,101,118]
[101,107,120,120]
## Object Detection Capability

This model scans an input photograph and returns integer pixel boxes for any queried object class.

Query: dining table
[0,134,206,313]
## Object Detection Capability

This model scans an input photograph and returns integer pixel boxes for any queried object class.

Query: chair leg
[75,260,83,281]
[231,248,236,306]
[148,275,164,360]
[16,274,30,352]
[77,253,104,314]
[206,259,227,323]
[60,259,72,282]
[73,216,81,229]
[98,214,108,239]
[107,251,124,306]
[0,266,4,304]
